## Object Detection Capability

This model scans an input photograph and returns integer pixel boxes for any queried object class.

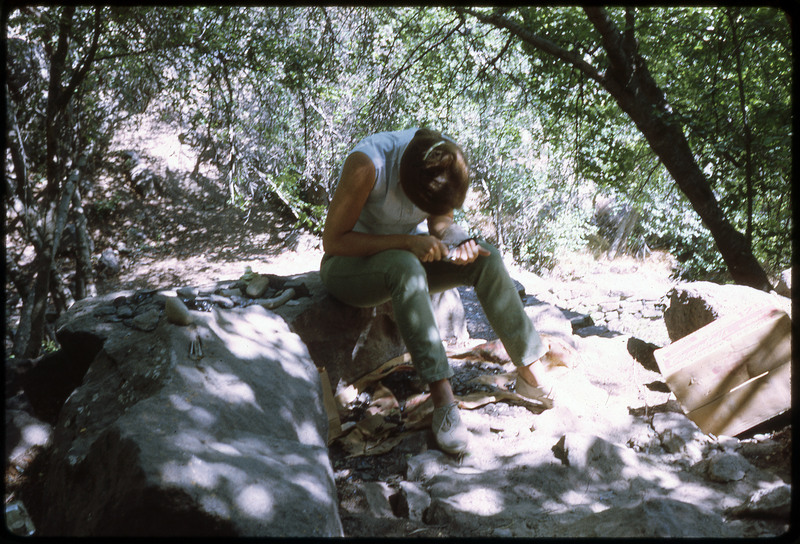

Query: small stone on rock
[131,308,160,331]
[165,297,193,326]
[246,275,271,298]
[219,288,242,297]
[176,286,199,299]
[203,294,234,309]
[706,452,751,483]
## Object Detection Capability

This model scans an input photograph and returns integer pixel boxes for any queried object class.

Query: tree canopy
[4,5,793,357]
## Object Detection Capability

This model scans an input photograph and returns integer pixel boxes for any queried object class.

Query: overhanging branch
[584,7,631,84]
[63,7,102,101]
[454,7,603,84]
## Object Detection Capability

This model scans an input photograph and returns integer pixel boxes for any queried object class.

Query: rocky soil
[5,116,792,538]
[326,271,792,538]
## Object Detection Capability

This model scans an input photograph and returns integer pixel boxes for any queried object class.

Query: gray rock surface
[396,481,431,521]
[15,271,466,537]
[35,303,342,537]
[704,451,753,483]
[729,482,792,519]
[663,281,790,341]
[271,272,468,388]
[568,498,738,538]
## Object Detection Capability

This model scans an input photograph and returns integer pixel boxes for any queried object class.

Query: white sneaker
[432,401,470,455]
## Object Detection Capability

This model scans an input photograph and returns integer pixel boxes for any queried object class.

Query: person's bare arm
[322,152,447,261]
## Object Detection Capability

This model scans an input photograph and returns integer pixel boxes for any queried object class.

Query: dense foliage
[4,5,792,357]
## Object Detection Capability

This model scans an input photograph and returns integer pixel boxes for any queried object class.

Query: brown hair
[399,128,469,215]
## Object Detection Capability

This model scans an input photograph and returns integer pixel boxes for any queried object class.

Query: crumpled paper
[333,340,552,458]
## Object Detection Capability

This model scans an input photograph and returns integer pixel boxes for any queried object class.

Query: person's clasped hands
[410,235,490,264]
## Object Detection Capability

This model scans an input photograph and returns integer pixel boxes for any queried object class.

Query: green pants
[320,242,546,384]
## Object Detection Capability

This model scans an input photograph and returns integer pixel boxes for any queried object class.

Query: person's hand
[408,235,449,262]
[447,239,491,265]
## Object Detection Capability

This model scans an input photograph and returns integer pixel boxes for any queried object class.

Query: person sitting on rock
[321,128,552,455]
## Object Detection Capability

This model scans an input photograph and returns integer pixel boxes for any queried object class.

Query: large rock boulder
[33,295,342,537]
[568,498,737,538]
[663,282,790,342]
[272,272,468,388]
[18,272,468,536]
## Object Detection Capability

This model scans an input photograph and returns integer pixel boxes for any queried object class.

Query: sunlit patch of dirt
[546,248,678,284]
[4,115,323,354]
[94,115,325,294]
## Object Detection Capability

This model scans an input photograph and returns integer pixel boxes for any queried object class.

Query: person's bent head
[399,128,469,215]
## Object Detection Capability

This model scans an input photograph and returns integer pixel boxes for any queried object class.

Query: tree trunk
[19,7,73,358]
[459,7,773,291]
[494,175,504,249]
[71,186,97,299]
[607,206,638,260]
[627,111,768,289]
[5,84,28,200]
[582,7,772,291]
[12,290,36,359]
[727,8,755,248]
[50,267,73,316]
[18,251,52,358]
[15,7,103,357]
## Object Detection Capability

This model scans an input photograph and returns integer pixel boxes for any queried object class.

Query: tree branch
[45,6,75,194]
[368,13,464,119]
[584,6,670,111]
[63,7,103,101]
[583,6,631,83]
[455,7,603,84]
[726,7,754,248]
[393,14,463,87]
[622,7,637,57]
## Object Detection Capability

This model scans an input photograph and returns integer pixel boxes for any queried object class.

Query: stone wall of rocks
[537,282,671,346]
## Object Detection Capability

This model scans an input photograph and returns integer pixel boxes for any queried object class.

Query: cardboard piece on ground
[365,383,400,415]
[458,390,549,412]
[333,345,560,457]
[319,368,342,444]
[450,338,511,363]
[351,353,414,393]
[654,304,791,437]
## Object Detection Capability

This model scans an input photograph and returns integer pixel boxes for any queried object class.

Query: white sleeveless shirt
[349,129,430,236]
